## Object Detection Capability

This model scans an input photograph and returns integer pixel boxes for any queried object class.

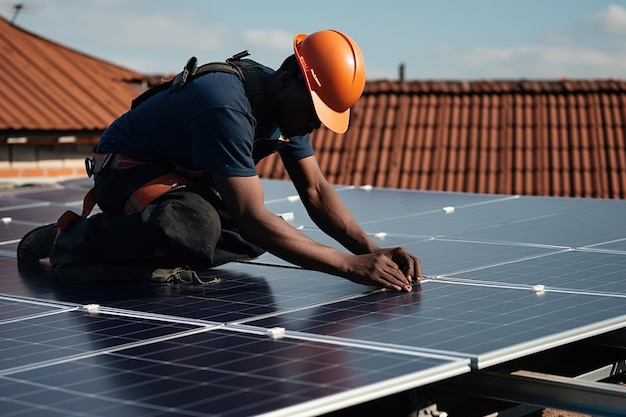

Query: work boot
[17,223,58,263]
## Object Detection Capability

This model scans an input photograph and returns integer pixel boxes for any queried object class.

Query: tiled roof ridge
[260,76,626,199]
[365,78,626,94]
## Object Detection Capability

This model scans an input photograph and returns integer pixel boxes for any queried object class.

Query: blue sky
[4,0,626,80]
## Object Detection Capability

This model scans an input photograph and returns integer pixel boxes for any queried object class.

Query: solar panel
[1,178,625,416]
[0,291,468,416]
[0,307,207,372]
[401,195,626,248]
[243,279,626,369]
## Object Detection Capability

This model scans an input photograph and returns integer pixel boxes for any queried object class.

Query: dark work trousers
[50,163,265,270]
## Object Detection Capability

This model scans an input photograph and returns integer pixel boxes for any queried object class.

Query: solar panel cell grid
[0,310,202,375]
[1,327,464,417]
[0,298,67,322]
[244,281,625,365]
[445,250,626,295]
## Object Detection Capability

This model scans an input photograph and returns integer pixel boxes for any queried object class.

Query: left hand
[374,247,422,283]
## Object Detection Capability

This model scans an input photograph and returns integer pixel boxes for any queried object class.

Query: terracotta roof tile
[257,79,626,199]
[0,17,147,133]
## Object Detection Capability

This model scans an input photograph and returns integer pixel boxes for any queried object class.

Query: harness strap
[81,187,97,217]
[57,187,96,233]
[123,173,190,213]
[86,153,148,177]
[130,51,265,113]
[131,57,245,109]
[60,155,192,233]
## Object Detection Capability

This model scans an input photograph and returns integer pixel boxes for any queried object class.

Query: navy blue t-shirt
[96,62,314,176]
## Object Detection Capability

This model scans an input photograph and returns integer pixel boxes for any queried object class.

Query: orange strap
[123,173,191,213]
[57,188,97,232]
[57,158,191,237]
[57,173,190,234]
[81,187,97,217]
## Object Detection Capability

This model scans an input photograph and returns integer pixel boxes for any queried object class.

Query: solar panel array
[1,178,625,416]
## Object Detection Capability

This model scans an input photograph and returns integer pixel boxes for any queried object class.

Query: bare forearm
[212,172,415,291]
[303,182,380,254]
[239,209,353,276]
[302,184,422,283]
[284,156,378,255]
[239,210,416,290]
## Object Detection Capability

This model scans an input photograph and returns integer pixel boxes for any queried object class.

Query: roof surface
[0,16,147,132]
[257,79,626,199]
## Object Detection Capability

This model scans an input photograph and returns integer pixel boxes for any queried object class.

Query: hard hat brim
[310,90,350,134]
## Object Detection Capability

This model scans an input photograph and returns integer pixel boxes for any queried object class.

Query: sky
[3,0,626,80]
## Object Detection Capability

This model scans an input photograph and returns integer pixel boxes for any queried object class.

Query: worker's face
[275,73,321,138]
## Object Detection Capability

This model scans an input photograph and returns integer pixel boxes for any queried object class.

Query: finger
[383,263,413,292]
[368,267,403,292]
[398,250,422,283]
[392,248,415,283]
[402,252,415,282]
[414,256,422,282]
[376,254,412,292]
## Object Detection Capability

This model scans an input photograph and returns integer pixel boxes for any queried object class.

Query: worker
[17,29,421,291]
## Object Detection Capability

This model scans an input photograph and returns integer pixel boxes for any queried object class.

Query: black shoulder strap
[226,53,265,114]
[130,54,246,109]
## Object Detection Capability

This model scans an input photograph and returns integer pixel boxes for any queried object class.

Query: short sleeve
[278,134,315,161]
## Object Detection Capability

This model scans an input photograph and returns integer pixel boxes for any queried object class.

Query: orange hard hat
[293,30,366,134]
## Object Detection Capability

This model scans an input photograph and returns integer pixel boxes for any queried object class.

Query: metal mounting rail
[439,365,626,417]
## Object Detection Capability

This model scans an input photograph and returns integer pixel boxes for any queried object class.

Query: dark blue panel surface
[363,194,626,248]
[0,259,373,323]
[0,180,93,204]
[0,309,198,373]
[0,196,51,209]
[439,197,626,248]
[0,297,66,322]
[245,281,626,367]
[86,262,375,323]
[333,188,506,225]
[447,249,626,295]
[0,205,76,224]
[1,328,467,417]
[582,240,626,253]
[399,238,561,277]
[265,186,505,230]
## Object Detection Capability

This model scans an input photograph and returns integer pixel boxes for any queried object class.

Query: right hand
[344,252,413,292]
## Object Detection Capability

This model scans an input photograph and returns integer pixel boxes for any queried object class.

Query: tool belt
[86,153,192,213]
[59,153,192,233]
